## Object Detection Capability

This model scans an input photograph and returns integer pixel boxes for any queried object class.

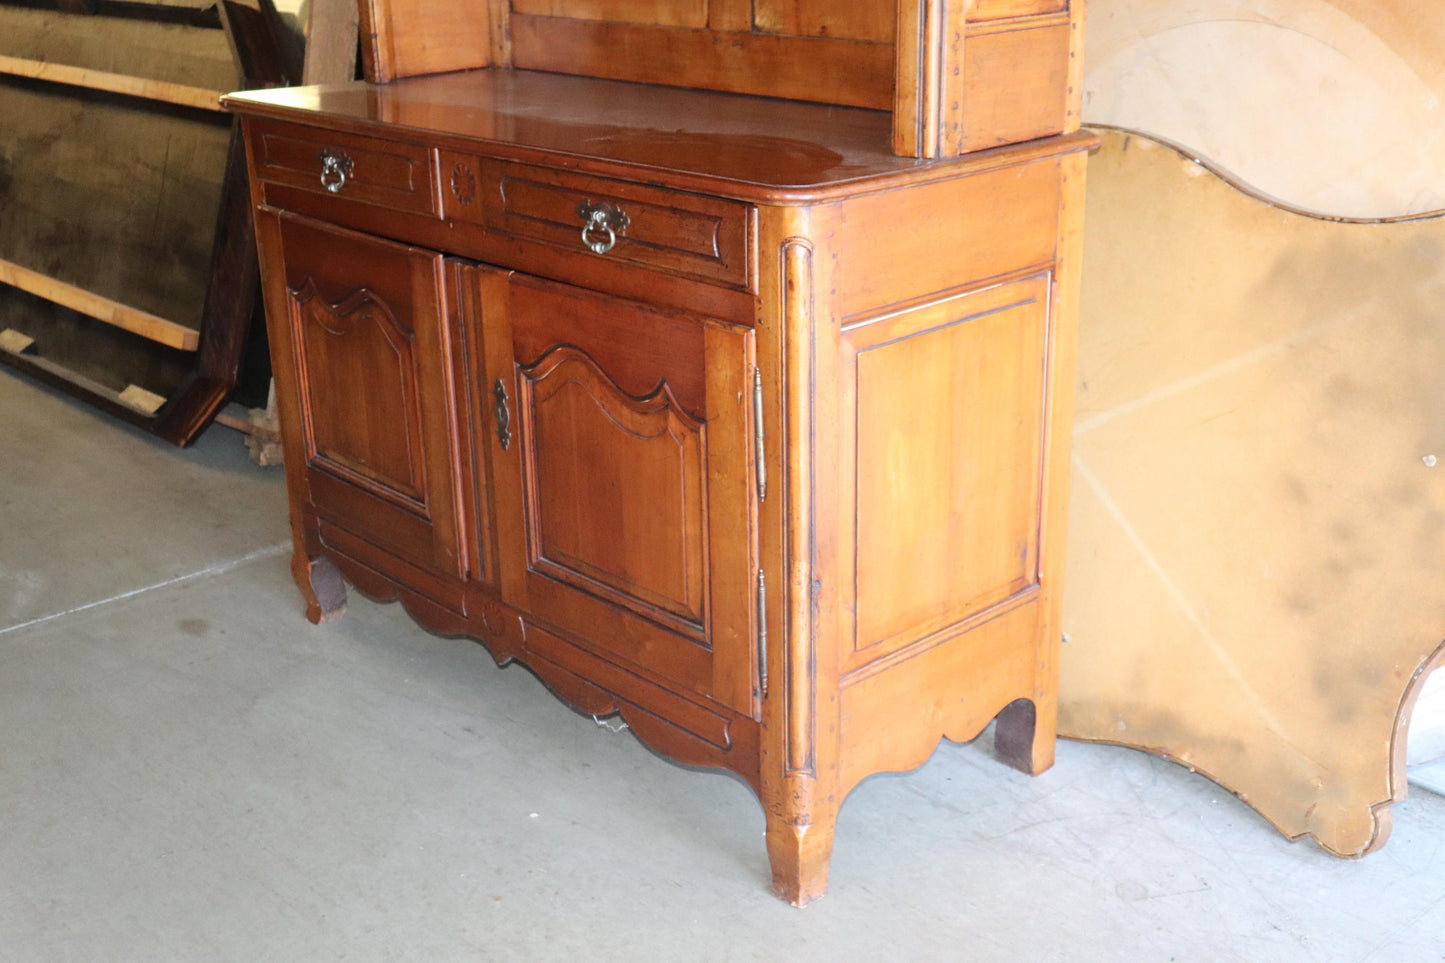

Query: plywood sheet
[1060,130,1445,857]
[1084,0,1445,218]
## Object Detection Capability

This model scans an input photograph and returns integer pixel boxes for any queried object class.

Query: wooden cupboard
[226,0,1090,905]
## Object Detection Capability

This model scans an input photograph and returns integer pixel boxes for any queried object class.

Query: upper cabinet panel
[512,0,707,26]
[507,12,895,111]
[969,0,1067,20]
[361,0,502,82]
[752,0,895,42]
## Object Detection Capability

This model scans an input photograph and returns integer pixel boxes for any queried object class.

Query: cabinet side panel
[838,598,1043,797]
[968,0,1067,21]
[361,0,499,82]
[960,20,1072,152]
[847,278,1049,661]
[832,160,1061,318]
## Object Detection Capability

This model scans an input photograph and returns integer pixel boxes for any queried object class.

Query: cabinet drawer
[252,120,440,217]
[443,155,753,289]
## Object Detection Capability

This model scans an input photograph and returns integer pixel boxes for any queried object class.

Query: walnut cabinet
[228,63,1091,904]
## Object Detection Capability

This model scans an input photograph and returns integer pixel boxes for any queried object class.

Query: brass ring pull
[576,200,630,255]
[318,149,354,194]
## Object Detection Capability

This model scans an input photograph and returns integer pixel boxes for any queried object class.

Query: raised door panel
[295,283,426,503]
[840,275,1052,673]
[276,212,467,578]
[522,346,709,634]
[474,267,758,716]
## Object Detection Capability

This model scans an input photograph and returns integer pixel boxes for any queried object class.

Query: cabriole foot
[765,813,836,907]
[292,553,346,624]
[994,697,1054,775]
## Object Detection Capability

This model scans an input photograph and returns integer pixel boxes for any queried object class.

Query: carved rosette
[450,162,477,207]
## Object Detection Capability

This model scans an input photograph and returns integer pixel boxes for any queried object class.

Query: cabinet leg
[765,810,837,907]
[291,552,347,624]
[994,697,1054,775]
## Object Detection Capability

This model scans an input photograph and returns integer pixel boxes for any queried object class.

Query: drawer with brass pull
[251,120,441,217]
[441,154,754,290]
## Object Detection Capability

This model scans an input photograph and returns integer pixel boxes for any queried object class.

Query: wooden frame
[0,0,293,444]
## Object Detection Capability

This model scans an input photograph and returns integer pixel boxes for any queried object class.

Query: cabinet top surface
[224,69,1092,202]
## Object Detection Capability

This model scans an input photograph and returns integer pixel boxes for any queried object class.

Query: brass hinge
[757,568,768,696]
[753,367,766,502]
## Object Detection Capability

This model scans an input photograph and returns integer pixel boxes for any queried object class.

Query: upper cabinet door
[270,211,468,579]
[470,266,759,717]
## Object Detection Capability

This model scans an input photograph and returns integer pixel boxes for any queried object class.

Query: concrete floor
[3,372,1444,962]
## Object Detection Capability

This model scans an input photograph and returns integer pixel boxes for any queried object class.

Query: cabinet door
[471,267,759,716]
[270,211,468,578]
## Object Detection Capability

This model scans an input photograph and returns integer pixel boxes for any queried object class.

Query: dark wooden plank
[155,125,260,445]
[0,285,192,401]
[301,0,359,85]
[220,0,299,87]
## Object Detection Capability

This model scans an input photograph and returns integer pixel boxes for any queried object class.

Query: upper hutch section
[357,0,1085,158]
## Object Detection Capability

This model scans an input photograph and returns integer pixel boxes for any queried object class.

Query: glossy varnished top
[224,69,1094,203]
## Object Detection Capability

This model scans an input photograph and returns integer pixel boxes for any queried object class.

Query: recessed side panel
[843,275,1050,670]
